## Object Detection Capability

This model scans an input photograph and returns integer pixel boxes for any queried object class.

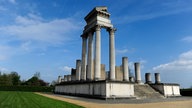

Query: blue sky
[0,0,192,88]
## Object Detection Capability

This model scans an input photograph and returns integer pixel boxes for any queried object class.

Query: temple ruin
[55,6,180,99]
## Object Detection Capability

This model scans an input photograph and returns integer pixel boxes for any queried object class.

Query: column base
[86,79,93,82]
[135,80,142,84]
[123,79,129,82]
[145,81,152,84]
[94,78,100,81]
[109,78,116,81]
[155,81,161,84]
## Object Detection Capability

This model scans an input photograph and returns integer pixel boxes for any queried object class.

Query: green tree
[10,72,20,85]
[0,74,12,86]
[25,72,48,86]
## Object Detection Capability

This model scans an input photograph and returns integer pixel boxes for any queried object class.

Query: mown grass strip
[0,91,84,108]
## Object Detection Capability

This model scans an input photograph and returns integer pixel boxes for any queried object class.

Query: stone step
[134,84,164,99]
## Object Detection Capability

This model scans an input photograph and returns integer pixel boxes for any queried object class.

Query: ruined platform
[55,80,135,99]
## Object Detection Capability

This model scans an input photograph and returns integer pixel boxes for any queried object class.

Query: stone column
[81,36,87,81]
[64,75,67,82]
[87,32,93,81]
[108,28,116,80]
[57,76,62,83]
[71,68,76,81]
[94,25,101,81]
[76,60,81,81]
[67,75,71,81]
[129,77,134,82]
[122,57,129,81]
[155,73,161,84]
[134,62,142,84]
[145,73,152,84]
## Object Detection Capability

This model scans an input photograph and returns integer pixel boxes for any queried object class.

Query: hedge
[180,89,192,96]
[0,86,54,92]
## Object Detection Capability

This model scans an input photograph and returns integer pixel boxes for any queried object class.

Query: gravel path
[36,93,192,108]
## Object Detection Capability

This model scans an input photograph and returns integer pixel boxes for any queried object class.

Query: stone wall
[55,81,135,99]
[150,83,180,97]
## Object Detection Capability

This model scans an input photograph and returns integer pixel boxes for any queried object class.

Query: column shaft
[155,73,161,84]
[108,28,116,80]
[145,73,152,84]
[94,25,101,80]
[57,76,62,83]
[134,62,142,84]
[122,57,129,81]
[81,37,87,80]
[87,32,93,80]
[76,60,81,81]
[64,75,67,82]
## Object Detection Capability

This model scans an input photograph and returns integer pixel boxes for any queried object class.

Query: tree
[25,72,48,86]
[10,72,20,85]
[26,76,40,86]
[0,73,12,86]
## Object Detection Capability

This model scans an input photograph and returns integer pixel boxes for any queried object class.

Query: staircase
[134,84,164,99]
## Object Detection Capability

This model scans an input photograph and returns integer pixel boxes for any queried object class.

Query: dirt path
[36,93,192,108]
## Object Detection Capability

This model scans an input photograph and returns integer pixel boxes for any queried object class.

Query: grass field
[0,91,84,108]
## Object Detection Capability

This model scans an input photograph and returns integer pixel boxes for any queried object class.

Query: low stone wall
[55,80,135,99]
[150,83,180,97]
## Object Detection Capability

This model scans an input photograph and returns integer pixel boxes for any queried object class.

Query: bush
[0,86,54,92]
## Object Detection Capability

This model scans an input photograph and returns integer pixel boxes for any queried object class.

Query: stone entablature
[83,6,112,34]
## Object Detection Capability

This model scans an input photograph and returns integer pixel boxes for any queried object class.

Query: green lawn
[0,91,84,108]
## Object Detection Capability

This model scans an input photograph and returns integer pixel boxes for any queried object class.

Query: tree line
[0,72,48,86]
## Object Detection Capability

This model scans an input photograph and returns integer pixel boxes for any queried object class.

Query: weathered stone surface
[71,68,76,81]
[115,66,123,81]
[100,64,106,80]
[55,81,135,99]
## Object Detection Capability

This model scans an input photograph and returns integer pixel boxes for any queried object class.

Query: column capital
[95,25,101,31]
[107,27,117,33]
[81,34,88,39]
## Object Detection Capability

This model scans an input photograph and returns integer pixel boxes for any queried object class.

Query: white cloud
[116,48,135,55]
[0,13,81,45]
[153,50,192,72]
[59,66,72,73]
[116,49,128,54]
[182,36,192,43]
[152,50,192,88]
[0,13,82,60]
